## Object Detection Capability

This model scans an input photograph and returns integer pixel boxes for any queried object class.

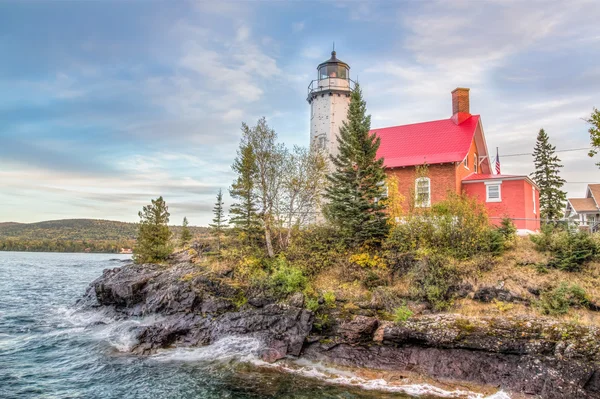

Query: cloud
[292,22,304,33]
[1,0,599,225]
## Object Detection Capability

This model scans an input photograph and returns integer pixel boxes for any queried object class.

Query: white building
[307,51,355,160]
[565,184,600,232]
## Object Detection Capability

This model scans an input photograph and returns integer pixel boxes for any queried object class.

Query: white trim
[415,177,431,208]
[473,153,478,173]
[463,156,469,169]
[486,183,502,202]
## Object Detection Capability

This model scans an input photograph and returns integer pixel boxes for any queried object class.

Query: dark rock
[336,316,378,344]
[452,282,473,298]
[81,261,600,399]
[473,286,523,303]
[248,295,276,308]
[288,292,305,308]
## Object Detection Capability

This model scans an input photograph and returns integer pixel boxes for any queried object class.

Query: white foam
[151,336,261,363]
[147,336,511,398]
[270,358,507,398]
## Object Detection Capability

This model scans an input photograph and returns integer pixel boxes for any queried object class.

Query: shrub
[235,255,269,286]
[285,226,347,276]
[497,217,517,241]
[385,194,503,260]
[531,228,598,272]
[269,257,308,296]
[410,251,459,311]
[537,283,589,315]
[393,304,414,323]
[323,291,336,307]
[305,297,319,312]
[349,252,387,269]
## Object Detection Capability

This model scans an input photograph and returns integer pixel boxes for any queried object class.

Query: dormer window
[463,156,469,169]
[473,153,478,173]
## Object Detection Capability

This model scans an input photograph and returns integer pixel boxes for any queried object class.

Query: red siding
[462,179,540,231]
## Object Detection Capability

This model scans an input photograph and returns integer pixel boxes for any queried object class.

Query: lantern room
[317,51,349,80]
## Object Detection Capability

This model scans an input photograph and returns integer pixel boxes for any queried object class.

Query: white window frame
[463,156,469,169]
[473,153,478,173]
[485,181,502,202]
[415,177,431,208]
[532,186,536,214]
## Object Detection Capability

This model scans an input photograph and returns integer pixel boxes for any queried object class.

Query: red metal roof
[372,115,480,168]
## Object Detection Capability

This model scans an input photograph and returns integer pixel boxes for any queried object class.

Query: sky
[1,0,599,226]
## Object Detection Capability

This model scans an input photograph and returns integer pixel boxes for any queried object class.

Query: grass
[189,235,600,327]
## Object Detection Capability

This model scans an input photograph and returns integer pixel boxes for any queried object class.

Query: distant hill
[0,219,209,253]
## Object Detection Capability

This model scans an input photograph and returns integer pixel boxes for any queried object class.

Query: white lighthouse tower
[307,50,354,160]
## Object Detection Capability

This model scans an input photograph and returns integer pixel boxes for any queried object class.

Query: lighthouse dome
[317,51,349,80]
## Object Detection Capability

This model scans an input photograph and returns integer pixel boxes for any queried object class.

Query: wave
[147,336,510,399]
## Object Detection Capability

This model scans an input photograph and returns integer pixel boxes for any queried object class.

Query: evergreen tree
[209,189,227,251]
[324,83,389,246]
[229,144,262,245]
[587,107,600,167]
[133,196,173,264]
[531,129,567,222]
[180,216,192,247]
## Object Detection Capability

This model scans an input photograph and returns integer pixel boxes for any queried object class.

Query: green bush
[410,251,459,311]
[323,291,336,308]
[269,257,308,296]
[537,283,589,315]
[285,226,347,276]
[305,297,319,312]
[385,194,504,261]
[497,217,517,241]
[393,304,414,323]
[531,228,598,272]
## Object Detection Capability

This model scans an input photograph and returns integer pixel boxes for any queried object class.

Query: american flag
[495,147,501,174]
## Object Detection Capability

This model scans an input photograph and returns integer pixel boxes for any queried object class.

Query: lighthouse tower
[307,50,354,160]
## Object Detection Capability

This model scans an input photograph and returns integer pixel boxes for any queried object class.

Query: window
[317,135,327,150]
[319,65,348,80]
[415,177,431,207]
[532,186,536,214]
[473,153,478,173]
[486,182,501,202]
[463,156,469,169]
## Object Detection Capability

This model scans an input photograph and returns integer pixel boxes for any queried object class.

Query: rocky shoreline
[79,255,600,398]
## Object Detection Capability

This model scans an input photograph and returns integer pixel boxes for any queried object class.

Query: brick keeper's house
[373,88,540,234]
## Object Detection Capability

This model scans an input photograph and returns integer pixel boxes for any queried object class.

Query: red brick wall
[386,163,458,211]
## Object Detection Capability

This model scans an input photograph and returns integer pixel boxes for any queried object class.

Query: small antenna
[333,41,335,52]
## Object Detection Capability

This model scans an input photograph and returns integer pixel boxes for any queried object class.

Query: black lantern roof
[317,51,350,70]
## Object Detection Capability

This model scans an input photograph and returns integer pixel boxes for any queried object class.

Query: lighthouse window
[317,135,327,150]
[319,65,348,80]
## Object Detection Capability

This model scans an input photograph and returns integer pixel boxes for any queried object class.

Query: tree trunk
[265,225,274,257]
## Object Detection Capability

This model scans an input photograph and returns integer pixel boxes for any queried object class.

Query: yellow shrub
[349,253,387,269]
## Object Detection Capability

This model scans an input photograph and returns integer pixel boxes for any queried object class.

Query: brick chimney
[451,87,471,125]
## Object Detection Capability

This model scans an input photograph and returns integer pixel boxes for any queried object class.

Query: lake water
[0,252,507,399]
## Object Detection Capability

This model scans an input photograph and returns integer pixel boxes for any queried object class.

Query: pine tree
[531,129,567,222]
[133,196,173,264]
[209,189,227,251]
[229,143,262,245]
[180,216,192,247]
[324,83,389,246]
